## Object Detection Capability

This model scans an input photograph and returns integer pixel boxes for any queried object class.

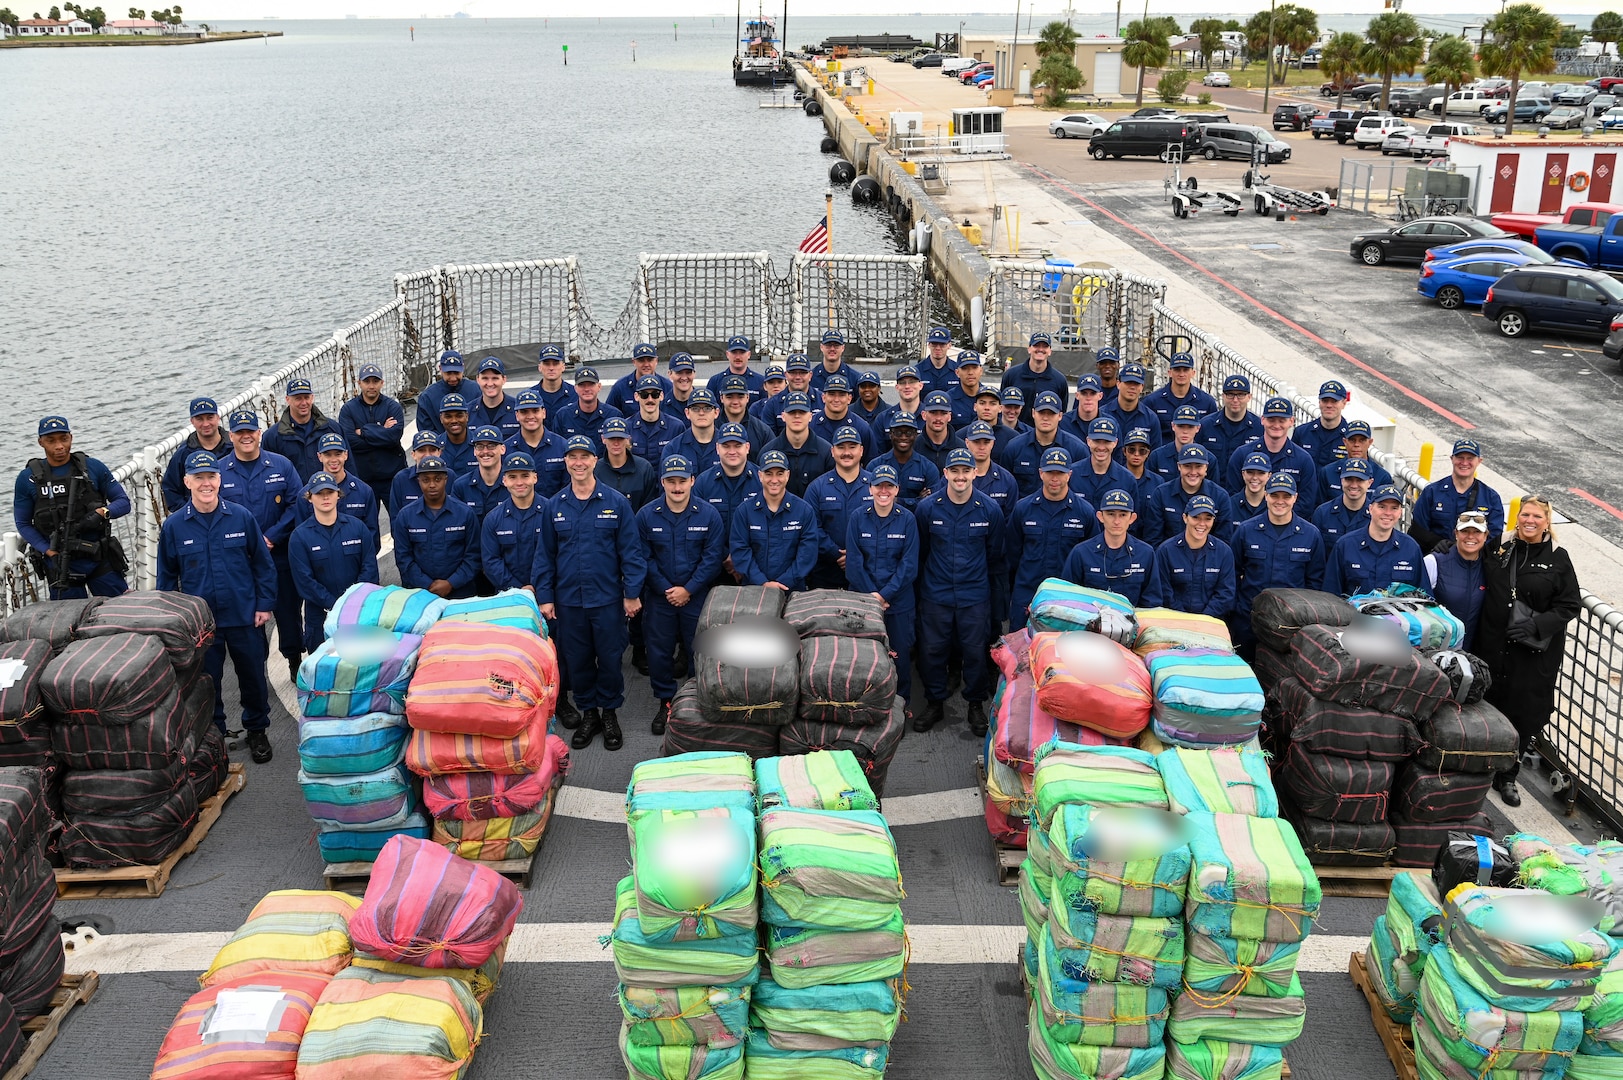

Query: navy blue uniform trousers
[918,598,992,703]
[644,594,703,701]
[207,624,271,733]
[557,603,628,710]
[886,605,917,704]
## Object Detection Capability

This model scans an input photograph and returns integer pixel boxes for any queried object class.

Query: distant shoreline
[0,30,281,48]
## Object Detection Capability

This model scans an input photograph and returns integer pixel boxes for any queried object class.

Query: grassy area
[0,30,276,47]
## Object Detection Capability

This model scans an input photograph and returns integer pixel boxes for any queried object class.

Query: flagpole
[824,190,836,341]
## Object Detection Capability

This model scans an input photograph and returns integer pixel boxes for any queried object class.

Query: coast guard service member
[1141,445,1233,547]
[451,426,509,522]
[1102,364,1163,460]
[664,388,722,475]
[1144,352,1218,439]
[1232,473,1326,652]
[1196,375,1263,469]
[852,371,887,428]
[1059,373,1106,444]
[763,393,834,498]
[416,350,472,436]
[845,464,920,709]
[595,417,659,511]
[1319,419,1392,495]
[999,331,1069,424]
[1408,438,1506,553]
[337,364,408,512]
[14,415,131,600]
[390,456,482,600]
[915,392,966,471]
[918,326,958,394]
[297,433,381,551]
[811,375,877,459]
[804,426,873,589]
[161,397,229,512]
[469,356,519,442]
[1292,380,1352,469]
[1067,417,1139,508]
[263,377,342,483]
[730,449,820,593]
[1311,457,1374,547]
[390,430,443,518]
[627,374,686,467]
[1006,447,1097,627]
[706,335,766,402]
[868,414,939,511]
[157,451,276,763]
[1061,488,1160,606]
[663,353,698,418]
[435,393,477,474]
[288,472,378,652]
[1324,484,1425,595]
[1225,397,1320,506]
[694,424,761,571]
[964,420,1020,518]
[608,343,674,416]
[551,367,623,452]
[505,388,569,499]
[216,408,300,681]
[1001,391,1086,497]
[531,344,578,417]
[811,329,860,392]
[1145,494,1236,618]
[718,374,776,455]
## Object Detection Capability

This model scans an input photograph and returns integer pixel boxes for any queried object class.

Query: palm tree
[1189,17,1225,70]
[1034,19,1079,62]
[1122,18,1172,106]
[1592,11,1623,58]
[1275,4,1319,77]
[1320,31,1364,110]
[1360,11,1424,112]
[1243,10,1273,76]
[1424,35,1478,112]
[1034,20,1084,107]
[1481,3,1563,134]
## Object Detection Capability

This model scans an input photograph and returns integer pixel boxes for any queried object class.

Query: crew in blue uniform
[1409,438,1506,553]
[1318,419,1392,495]
[1232,452,1272,527]
[1142,445,1234,547]
[607,343,674,416]
[1225,397,1320,506]
[451,426,509,522]
[1068,417,1139,508]
[1324,485,1425,596]
[749,362,787,420]
[869,414,940,510]
[505,388,569,499]
[694,425,762,574]
[1424,510,1490,651]
[531,344,578,417]
[757,355,822,434]
[845,464,920,709]
[1311,457,1374,548]
[804,426,873,589]
[390,456,481,599]
[763,393,834,498]
[534,436,647,753]
[1102,363,1163,461]
[662,353,699,419]
[468,356,519,442]
[1061,488,1160,606]
[596,416,659,510]
[993,387,1031,458]
[810,329,860,392]
[416,350,472,436]
[852,371,887,427]
[1197,375,1263,469]
[157,451,276,762]
[162,397,229,512]
[1144,494,1236,618]
[14,415,131,600]
[1232,473,1326,653]
[435,393,477,475]
[913,447,1006,736]
[1001,391,1087,497]
[391,431,443,518]
[917,326,959,394]
[479,452,547,594]
[297,433,381,550]
[1094,347,1122,405]
[337,364,407,511]
[873,365,924,448]
[1144,352,1219,439]
[288,471,378,652]
[811,375,877,459]
[999,331,1069,425]
[945,352,988,429]
[1146,405,1206,484]
[1291,380,1352,469]
[716,374,775,456]
[637,455,726,733]
[1059,373,1107,444]
[551,367,623,452]
[915,392,966,472]
[706,334,766,403]
[664,388,723,475]
[964,420,1020,519]
[730,449,820,592]
[1006,448,1098,626]
[1120,428,1162,510]
[216,408,301,679]
[262,377,342,484]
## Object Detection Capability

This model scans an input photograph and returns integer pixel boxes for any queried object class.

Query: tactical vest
[27,452,108,540]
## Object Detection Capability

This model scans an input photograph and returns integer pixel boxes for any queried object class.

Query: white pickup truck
[1391,121,1478,157]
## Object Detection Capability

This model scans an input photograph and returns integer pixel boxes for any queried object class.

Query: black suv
[1089,118,1203,161]
[1272,103,1320,130]
[1483,266,1623,338]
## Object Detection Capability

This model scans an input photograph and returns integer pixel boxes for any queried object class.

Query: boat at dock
[734,10,788,86]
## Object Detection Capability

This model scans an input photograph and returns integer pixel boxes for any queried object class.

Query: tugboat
[733,3,787,86]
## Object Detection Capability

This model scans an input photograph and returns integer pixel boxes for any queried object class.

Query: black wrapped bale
[662,680,780,760]
[1252,644,1294,693]
[1393,812,1493,869]
[49,690,189,771]
[1281,798,1396,867]
[77,590,215,686]
[187,727,230,805]
[0,640,52,736]
[782,590,888,641]
[0,597,102,652]
[779,699,907,800]
[1287,623,1451,722]
[59,776,199,867]
[0,994,23,1076]
[1414,699,1519,775]
[1393,764,1492,824]
[41,632,180,725]
[0,839,54,970]
[0,768,49,856]
[1276,743,1394,824]
[61,759,187,818]
[1271,676,1418,762]
[0,922,63,1019]
[1251,589,1358,652]
[1431,831,1517,892]
[0,731,50,768]
[1423,648,1492,705]
[695,620,799,727]
[797,635,896,726]
[696,585,787,635]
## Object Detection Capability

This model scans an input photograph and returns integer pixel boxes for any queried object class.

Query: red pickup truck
[1490,201,1623,239]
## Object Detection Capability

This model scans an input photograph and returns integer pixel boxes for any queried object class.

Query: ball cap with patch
[1262,397,1294,418]
[537,344,564,363]
[1242,452,1272,473]
[763,364,787,381]
[922,391,953,413]
[1370,484,1404,504]
[473,425,505,444]
[824,374,852,393]
[720,374,749,395]
[1264,473,1298,494]
[964,420,996,442]
[1029,330,1052,346]
[317,432,348,453]
[477,356,504,375]
[1119,362,1146,385]
[1040,447,1072,472]
[304,472,342,495]
[1173,404,1202,426]
[781,391,813,414]
[228,409,260,432]
[1345,420,1373,439]
[1223,374,1251,394]
[821,328,846,345]
[600,417,630,440]
[786,353,812,372]
[286,377,313,396]
[1076,374,1102,394]
[635,374,664,393]
[687,388,718,409]
[832,426,863,446]
[871,464,899,486]
[1452,438,1482,458]
[896,364,922,382]
[504,452,537,473]
[564,436,597,456]
[1124,427,1153,448]
[37,416,71,436]
[438,393,468,414]
[1099,488,1135,512]
[358,363,384,382]
[1001,387,1025,406]
[1169,352,1194,370]
[1319,380,1349,401]
[189,397,218,417]
[955,351,982,367]
[668,352,695,372]
[661,454,695,479]
[411,430,444,451]
[760,449,790,471]
[927,326,952,344]
[439,349,465,371]
[415,455,450,475]
[944,448,974,470]
[1094,347,1120,364]
[184,450,219,474]
[515,389,543,410]
[1178,444,1211,465]
[573,367,600,385]
[632,342,658,359]
[887,412,919,431]
[1341,458,1374,479]
[716,423,749,444]
[726,335,751,352]
[1087,417,1120,442]
[1187,494,1218,516]
[1033,391,1064,414]
[857,371,881,387]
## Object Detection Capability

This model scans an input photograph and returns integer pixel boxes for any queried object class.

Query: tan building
[959,34,1141,100]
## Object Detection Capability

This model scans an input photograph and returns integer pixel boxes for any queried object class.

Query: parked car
[1482,265,1623,337]
[1320,77,1361,98]
[1592,94,1618,116]
[1393,86,1448,117]
[1090,118,1202,160]
[1348,217,1510,265]
[1471,78,1512,96]
[1482,98,1553,124]
[891,47,930,62]
[1432,89,1496,116]
[1493,201,1623,239]
[970,69,996,87]
[1175,112,1231,127]
[1198,123,1292,163]
[1597,76,1623,93]
[1602,107,1623,131]
[1332,108,1387,143]
[1202,71,1231,87]
[1299,47,1320,67]
[1395,121,1478,157]
[1556,85,1598,107]
[1518,81,1552,99]
[958,62,994,83]
[1272,102,1320,130]
[941,57,980,76]
[1545,106,1590,130]
[1049,112,1111,138]
[1346,82,1387,101]
[1380,126,1419,155]
[1129,106,1180,118]
[1603,316,1623,365]
[1535,214,1623,267]
[912,52,945,68]
[1353,114,1412,149]
[1418,252,1541,308]
[1424,236,1563,265]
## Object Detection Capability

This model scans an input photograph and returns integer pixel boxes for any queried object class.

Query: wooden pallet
[1314,863,1428,899]
[975,757,1025,888]
[1348,949,1418,1080]
[323,776,562,894]
[54,764,247,900]
[1,972,99,1080]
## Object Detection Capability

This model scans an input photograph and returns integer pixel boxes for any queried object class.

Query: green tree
[1157,67,1191,102]
[1320,30,1364,109]
[1189,17,1225,70]
[1360,11,1424,111]
[47,4,58,17]
[0,7,17,29]
[1275,4,1319,76]
[1481,2,1563,134]
[1593,11,1623,56]
[1122,17,1173,106]
[1559,25,1583,49]
[1424,34,1477,108]
[1242,10,1272,75]
[126,5,142,16]
[1033,20,1084,107]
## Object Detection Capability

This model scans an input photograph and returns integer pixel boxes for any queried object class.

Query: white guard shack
[951,107,1006,154]
[1449,134,1623,215]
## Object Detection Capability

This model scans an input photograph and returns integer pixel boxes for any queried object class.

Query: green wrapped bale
[1046,804,1190,918]
[1185,812,1321,944]
[1166,1039,1286,1080]
[1044,914,1183,990]
[1369,918,1418,1025]
[758,808,902,931]
[1581,961,1623,1057]
[1183,931,1301,1001]
[1567,1054,1623,1079]
[764,910,907,989]
[1020,859,1051,949]
[620,1024,745,1080]
[756,750,878,813]
[1035,935,1169,1047]
[1027,999,1167,1080]
[610,876,759,989]
[1031,743,1168,830]
[630,806,758,939]
[1155,743,1278,818]
[627,751,757,815]
[1416,944,1584,1075]
[617,984,750,1049]
[1167,973,1306,1047]
[750,977,901,1050]
[1444,885,1615,1013]
[740,1028,888,1080]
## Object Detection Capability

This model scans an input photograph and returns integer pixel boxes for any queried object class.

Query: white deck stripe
[61,927,1372,975]
[880,788,983,826]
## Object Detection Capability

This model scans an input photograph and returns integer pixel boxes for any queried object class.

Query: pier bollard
[1509,496,1522,530]
[1417,442,1434,481]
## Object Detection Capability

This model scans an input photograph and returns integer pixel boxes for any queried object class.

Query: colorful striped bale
[1166,1039,1286,1080]
[1026,998,1166,1080]
[626,751,756,815]
[995,673,1116,774]
[323,582,447,638]
[763,910,907,989]
[405,712,548,777]
[1045,803,1191,918]
[1035,938,1169,1046]
[1417,943,1585,1075]
[1030,744,1167,830]
[1156,743,1279,818]
[349,835,522,970]
[433,813,546,861]
[437,588,544,634]
[1349,586,1466,650]
[314,815,429,865]
[1027,578,1138,644]
[618,1026,745,1080]
[749,977,900,1050]
[421,734,568,820]
[1148,647,1264,748]
[1184,931,1302,1001]
[758,807,902,930]
[201,891,361,987]
[630,805,758,940]
[1044,908,1184,989]
[297,629,422,718]
[297,711,409,776]
[756,750,878,813]
[299,763,415,831]
[295,965,480,1080]
[1581,960,1623,1056]
[1030,632,1153,739]
[1185,812,1321,943]
[739,1028,888,1079]
[609,876,760,988]
[618,983,750,1049]
[1134,608,1233,655]
[1444,885,1615,1013]
[1168,973,1306,1047]
[405,622,558,737]
[152,970,332,1080]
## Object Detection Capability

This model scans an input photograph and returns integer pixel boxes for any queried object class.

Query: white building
[104,18,167,34]
[16,17,93,35]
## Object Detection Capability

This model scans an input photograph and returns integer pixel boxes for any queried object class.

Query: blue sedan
[1417,252,1540,309]
[1423,236,1559,265]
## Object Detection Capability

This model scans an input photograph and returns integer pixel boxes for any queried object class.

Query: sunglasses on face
[638,391,662,400]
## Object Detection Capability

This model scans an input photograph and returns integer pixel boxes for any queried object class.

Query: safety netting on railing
[442,259,581,363]
[636,252,783,357]
[394,267,447,398]
[790,253,928,360]
[339,300,406,400]
[986,264,1166,362]
[1550,593,1623,832]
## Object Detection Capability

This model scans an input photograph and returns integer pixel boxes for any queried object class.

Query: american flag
[798,216,830,254]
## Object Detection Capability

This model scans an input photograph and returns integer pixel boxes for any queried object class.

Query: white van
[1433,89,1495,116]
[941,57,979,76]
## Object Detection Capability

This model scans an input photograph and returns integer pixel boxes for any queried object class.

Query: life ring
[1570,171,1591,192]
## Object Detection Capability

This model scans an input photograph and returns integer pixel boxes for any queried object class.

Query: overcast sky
[188,4,1621,19]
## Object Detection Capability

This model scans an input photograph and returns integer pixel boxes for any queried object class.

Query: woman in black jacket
[1475,495,1583,807]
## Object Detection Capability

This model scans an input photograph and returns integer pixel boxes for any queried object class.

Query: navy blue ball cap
[184,450,219,475]
[1029,331,1053,346]
[439,349,465,370]
[1178,444,1210,465]
[1087,417,1120,442]
[574,367,600,385]
[786,353,812,372]
[537,344,565,363]
[668,352,695,372]
[1452,438,1482,458]
[1040,447,1072,472]
[895,364,921,382]
[473,425,505,444]
[632,342,658,360]
[228,409,260,432]
[687,388,718,408]
[1186,494,1218,516]
[1265,473,1298,494]
[760,449,790,471]
[886,412,919,431]
[635,374,664,393]
[415,455,450,475]
[781,391,813,413]
[857,371,881,387]
[821,328,846,345]
[832,425,863,446]
[1094,347,1120,364]
[1123,427,1153,448]
[1000,387,1025,406]
[286,377,313,396]
[1119,362,1146,385]
[304,471,341,495]
[1099,488,1135,512]
[954,351,982,367]
[1076,374,1102,394]
[726,334,751,352]
[963,420,996,442]
[720,373,749,395]
[1033,391,1064,414]
[477,356,504,375]
[37,415,70,437]
[564,435,597,456]
[411,430,444,450]
[1223,374,1251,394]
[922,391,953,412]
[1242,452,1272,473]
[503,452,536,473]
[515,389,543,410]
[1319,380,1349,401]
[871,464,899,486]
[716,423,748,444]
[661,454,695,479]
[927,327,952,344]
[358,363,384,382]
[1345,420,1373,439]
[1370,484,1404,504]
[824,374,852,393]
[975,384,1000,400]
[1262,397,1294,418]
[1169,352,1195,369]
[1173,405,1202,425]
[438,393,467,414]
[600,417,630,440]
[763,364,787,381]
[944,447,974,470]
[189,397,218,418]
[316,432,348,453]
[1341,458,1374,479]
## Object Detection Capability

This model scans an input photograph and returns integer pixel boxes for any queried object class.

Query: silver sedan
[1048,112,1110,138]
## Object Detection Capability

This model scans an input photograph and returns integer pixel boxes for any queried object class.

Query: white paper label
[0,659,28,691]
[202,989,287,1040]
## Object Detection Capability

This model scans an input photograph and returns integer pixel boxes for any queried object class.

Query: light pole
[1261,0,1277,117]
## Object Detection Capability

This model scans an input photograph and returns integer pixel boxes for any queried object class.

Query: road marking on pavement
[553,784,983,826]
[1022,163,1477,430]
[1570,487,1623,522]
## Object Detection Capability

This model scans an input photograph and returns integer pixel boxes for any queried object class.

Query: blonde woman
[1475,496,1582,807]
